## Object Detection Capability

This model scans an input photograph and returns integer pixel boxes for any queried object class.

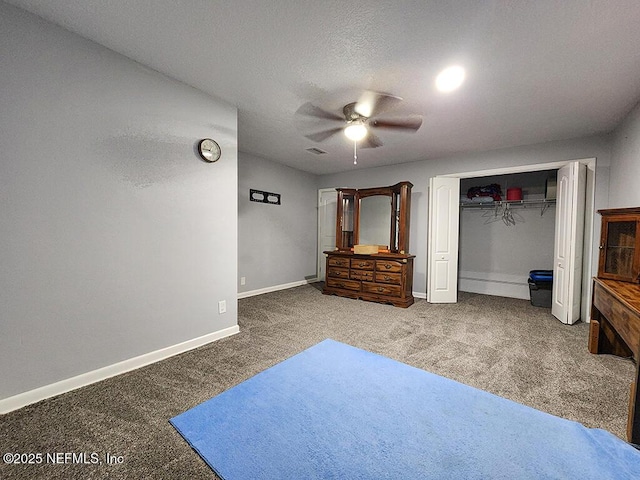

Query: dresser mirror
[359,195,392,247]
[335,182,412,254]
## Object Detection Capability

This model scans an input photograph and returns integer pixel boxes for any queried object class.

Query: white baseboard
[238,278,320,299]
[413,291,427,299]
[458,270,530,300]
[0,325,239,414]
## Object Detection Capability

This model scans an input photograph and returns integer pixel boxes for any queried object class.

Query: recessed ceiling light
[435,66,465,93]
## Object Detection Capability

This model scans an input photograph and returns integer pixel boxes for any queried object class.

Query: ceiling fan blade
[354,91,403,118]
[304,127,344,143]
[296,102,344,122]
[370,116,423,132]
[360,131,383,149]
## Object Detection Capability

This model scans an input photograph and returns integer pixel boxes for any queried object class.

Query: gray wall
[0,4,238,400]
[238,152,318,293]
[610,100,640,208]
[319,135,612,296]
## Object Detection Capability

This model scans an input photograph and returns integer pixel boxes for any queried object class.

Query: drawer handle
[384,264,392,269]
[337,282,344,288]
[334,271,342,276]
[377,287,385,292]
[384,275,391,281]
[358,262,368,267]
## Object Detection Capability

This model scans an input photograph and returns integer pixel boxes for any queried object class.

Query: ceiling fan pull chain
[353,141,358,165]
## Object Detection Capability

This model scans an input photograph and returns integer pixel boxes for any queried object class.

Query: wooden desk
[589,277,640,444]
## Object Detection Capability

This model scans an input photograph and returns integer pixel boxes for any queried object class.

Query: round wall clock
[198,138,221,163]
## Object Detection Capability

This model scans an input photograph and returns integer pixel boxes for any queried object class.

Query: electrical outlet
[218,300,226,314]
[240,277,246,286]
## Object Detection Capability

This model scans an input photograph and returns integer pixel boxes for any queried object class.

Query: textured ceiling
[7,0,640,174]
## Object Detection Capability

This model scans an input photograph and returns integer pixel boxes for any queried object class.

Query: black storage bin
[528,270,553,308]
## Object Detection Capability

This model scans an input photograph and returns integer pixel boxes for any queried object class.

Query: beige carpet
[0,285,635,479]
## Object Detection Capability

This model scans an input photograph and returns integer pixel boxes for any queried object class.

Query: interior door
[552,162,587,324]
[427,177,460,303]
[317,188,337,281]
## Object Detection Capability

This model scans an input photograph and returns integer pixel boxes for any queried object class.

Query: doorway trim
[317,187,338,281]
[435,157,597,322]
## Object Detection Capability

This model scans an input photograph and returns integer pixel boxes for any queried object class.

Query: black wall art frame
[250,189,281,205]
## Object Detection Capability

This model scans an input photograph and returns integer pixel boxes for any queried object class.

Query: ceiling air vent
[306,147,327,155]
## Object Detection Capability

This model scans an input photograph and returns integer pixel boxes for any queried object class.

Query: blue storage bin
[528,270,553,308]
[529,270,553,283]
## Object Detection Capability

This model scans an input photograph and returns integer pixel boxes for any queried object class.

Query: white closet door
[427,177,460,303]
[552,162,587,324]
[317,189,337,281]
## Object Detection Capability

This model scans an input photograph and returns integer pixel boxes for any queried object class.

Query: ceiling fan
[296,91,423,151]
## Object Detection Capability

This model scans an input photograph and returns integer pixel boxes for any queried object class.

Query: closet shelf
[460,199,556,209]
[461,198,556,222]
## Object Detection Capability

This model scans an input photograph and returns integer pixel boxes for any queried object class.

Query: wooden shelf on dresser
[323,251,415,308]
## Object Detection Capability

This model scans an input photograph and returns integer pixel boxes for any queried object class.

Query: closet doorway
[458,169,558,300]
[427,158,596,324]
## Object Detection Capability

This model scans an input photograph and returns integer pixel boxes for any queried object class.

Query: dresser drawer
[375,272,402,285]
[327,267,349,279]
[362,282,402,297]
[376,260,404,273]
[328,256,350,268]
[351,270,374,281]
[351,259,374,270]
[326,277,361,291]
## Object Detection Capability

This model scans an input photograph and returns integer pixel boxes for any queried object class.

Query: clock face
[199,138,221,162]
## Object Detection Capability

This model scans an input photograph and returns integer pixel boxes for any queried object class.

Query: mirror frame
[335,181,412,254]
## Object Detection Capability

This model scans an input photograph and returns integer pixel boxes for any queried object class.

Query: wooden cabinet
[589,206,640,444]
[324,251,414,307]
[598,207,640,283]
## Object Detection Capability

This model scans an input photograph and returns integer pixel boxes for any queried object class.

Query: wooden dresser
[588,207,640,444]
[324,251,415,308]
[322,181,415,308]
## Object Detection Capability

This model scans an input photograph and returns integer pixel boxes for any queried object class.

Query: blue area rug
[170,339,640,479]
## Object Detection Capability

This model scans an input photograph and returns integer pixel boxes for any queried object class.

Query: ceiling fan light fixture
[344,122,367,141]
[435,65,465,92]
